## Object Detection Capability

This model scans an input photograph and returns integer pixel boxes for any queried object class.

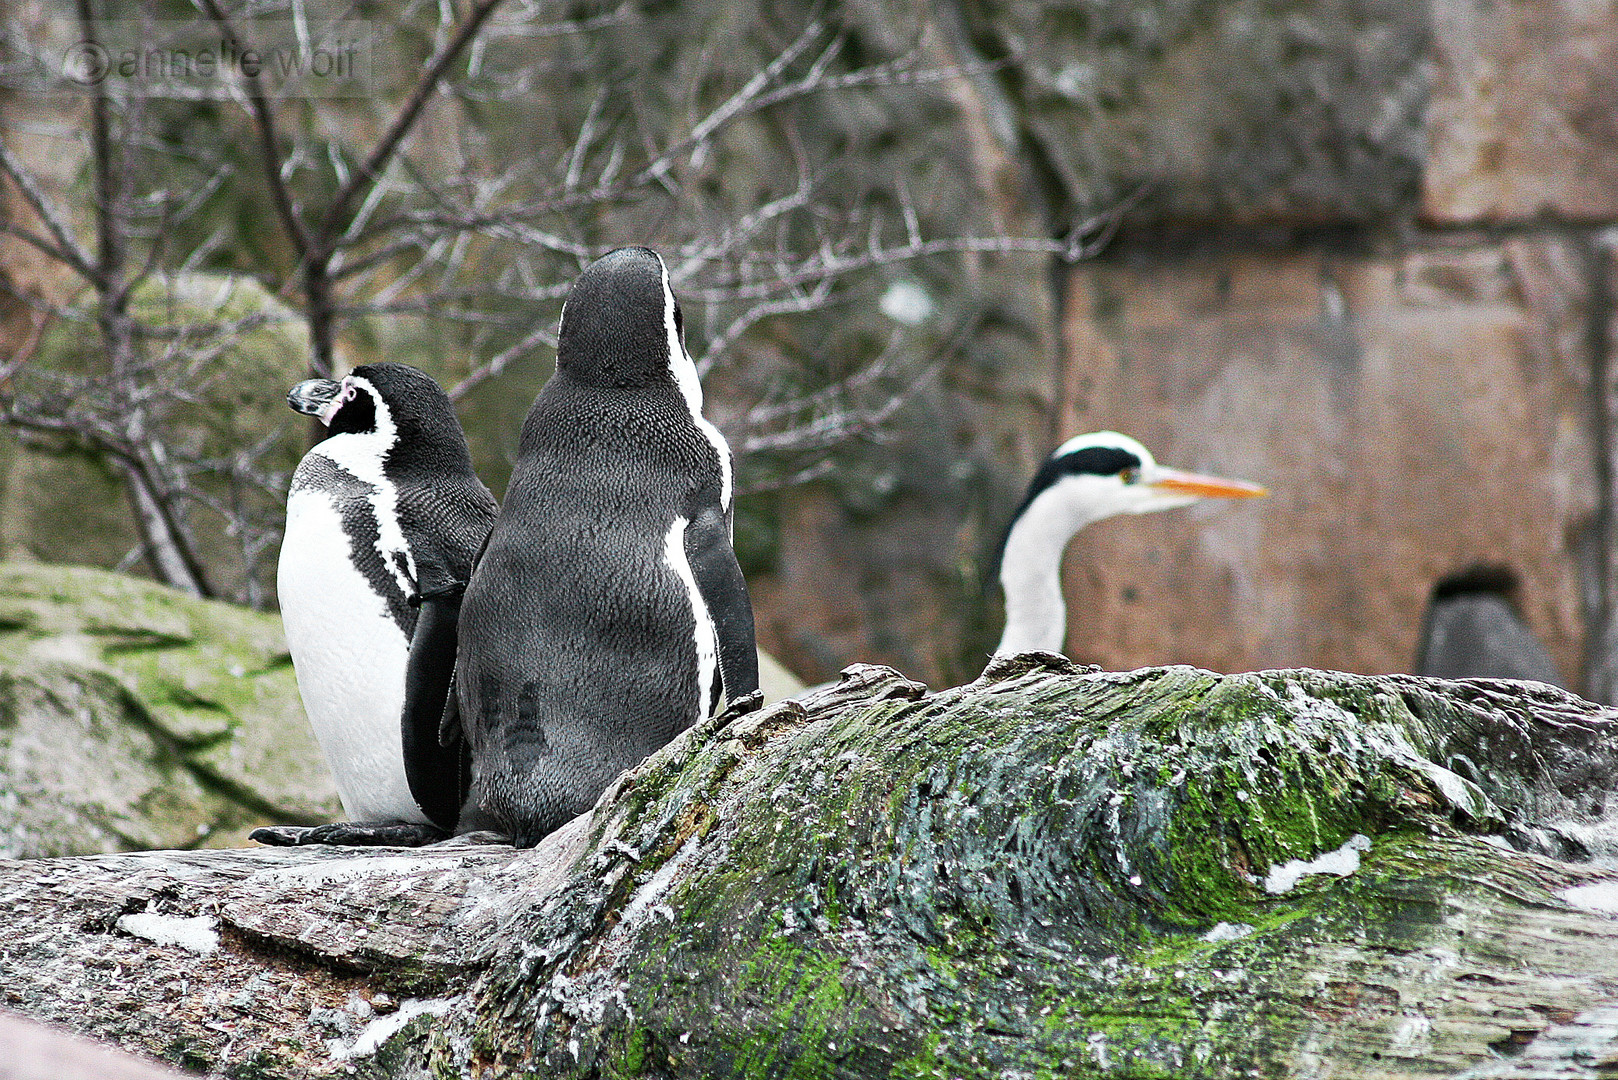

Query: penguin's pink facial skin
[319,379,357,427]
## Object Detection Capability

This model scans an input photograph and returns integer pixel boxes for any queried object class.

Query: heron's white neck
[994,473,1197,657]
[996,559,1067,655]
[994,480,1113,655]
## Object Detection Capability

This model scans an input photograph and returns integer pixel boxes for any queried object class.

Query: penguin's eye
[1120,466,1140,485]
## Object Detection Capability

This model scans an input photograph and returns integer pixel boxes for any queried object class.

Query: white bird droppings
[1390,1013,1432,1048]
[254,856,462,888]
[1264,834,1371,895]
[115,911,220,954]
[332,997,458,1060]
[1559,881,1618,914]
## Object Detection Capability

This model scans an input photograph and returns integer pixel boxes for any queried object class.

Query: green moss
[948,831,1527,1079]
[889,1031,949,1080]
[446,662,1617,1078]
[728,938,851,1077]
[0,562,338,853]
[620,1025,649,1076]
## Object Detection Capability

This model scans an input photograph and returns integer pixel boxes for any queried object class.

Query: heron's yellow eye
[1120,466,1140,484]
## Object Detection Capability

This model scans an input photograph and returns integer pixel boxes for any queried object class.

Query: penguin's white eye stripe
[307,375,418,601]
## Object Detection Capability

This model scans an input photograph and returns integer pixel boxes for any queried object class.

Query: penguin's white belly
[279,488,424,823]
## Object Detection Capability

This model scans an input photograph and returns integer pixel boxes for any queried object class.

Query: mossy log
[3,657,1618,1079]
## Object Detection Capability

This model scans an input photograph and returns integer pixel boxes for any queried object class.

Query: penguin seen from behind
[450,246,760,847]
[253,362,499,846]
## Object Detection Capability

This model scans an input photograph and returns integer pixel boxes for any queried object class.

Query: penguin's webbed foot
[715,689,764,728]
[248,821,448,847]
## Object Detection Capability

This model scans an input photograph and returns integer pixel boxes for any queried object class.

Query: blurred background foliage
[1,0,1080,687]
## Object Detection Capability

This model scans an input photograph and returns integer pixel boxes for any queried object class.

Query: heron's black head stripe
[1024,445,1141,505]
[989,444,1144,587]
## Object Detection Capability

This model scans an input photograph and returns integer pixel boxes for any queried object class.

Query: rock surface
[0,560,801,861]
[1048,239,1598,683]
[0,562,339,856]
[2,658,1616,1078]
[1425,0,1618,223]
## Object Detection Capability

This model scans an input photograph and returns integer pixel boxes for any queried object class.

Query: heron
[992,431,1266,657]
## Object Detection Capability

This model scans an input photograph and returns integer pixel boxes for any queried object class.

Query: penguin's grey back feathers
[454,247,757,846]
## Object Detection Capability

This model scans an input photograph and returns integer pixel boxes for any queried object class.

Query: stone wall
[1052,238,1598,682]
[756,0,1618,695]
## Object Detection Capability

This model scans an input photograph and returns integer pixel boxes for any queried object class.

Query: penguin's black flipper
[438,672,464,748]
[401,588,473,833]
[249,821,446,847]
[684,501,760,713]
[431,525,492,753]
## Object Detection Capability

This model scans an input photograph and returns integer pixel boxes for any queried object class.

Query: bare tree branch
[0,304,54,385]
[193,0,313,264]
[731,312,982,462]
[636,19,829,188]
[447,321,560,401]
[314,0,505,248]
[0,143,98,280]
[0,2,1127,609]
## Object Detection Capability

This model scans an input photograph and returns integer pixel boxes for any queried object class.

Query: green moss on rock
[0,562,338,855]
[438,658,1618,1079]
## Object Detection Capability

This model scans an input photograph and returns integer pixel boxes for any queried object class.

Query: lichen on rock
[434,658,1618,1079]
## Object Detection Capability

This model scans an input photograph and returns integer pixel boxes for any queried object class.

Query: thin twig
[315,0,506,246]
[195,0,313,262]
[446,320,560,400]
[0,143,97,279]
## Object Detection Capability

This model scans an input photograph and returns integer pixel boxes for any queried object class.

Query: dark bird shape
[1416,567,1564,686]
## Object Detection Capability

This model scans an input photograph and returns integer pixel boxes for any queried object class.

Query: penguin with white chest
[448,247,760,847]
[253,362,499,846]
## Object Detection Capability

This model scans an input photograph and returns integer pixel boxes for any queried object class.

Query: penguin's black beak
[287,378,343,425]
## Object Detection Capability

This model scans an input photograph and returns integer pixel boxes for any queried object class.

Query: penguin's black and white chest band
[290,455,416,637]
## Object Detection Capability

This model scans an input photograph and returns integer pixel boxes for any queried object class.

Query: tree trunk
[118,456,212,600]
[3,658,1618,1078]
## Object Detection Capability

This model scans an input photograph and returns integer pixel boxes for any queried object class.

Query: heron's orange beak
[1149,468,1268,499]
